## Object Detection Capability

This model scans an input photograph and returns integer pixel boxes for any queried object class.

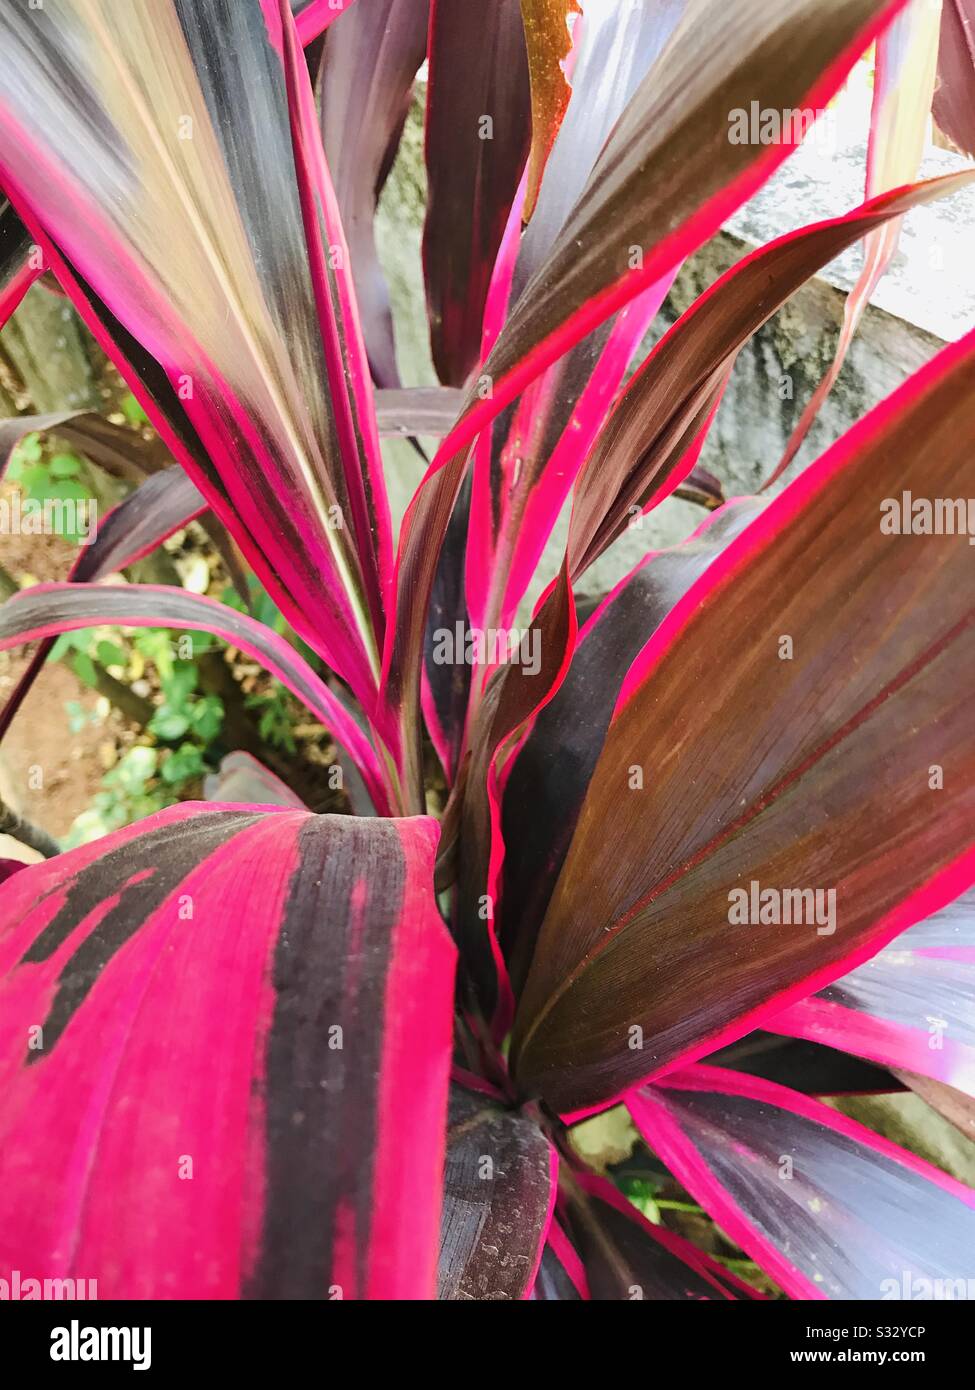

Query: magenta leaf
[0,803,455,1298]
[289,0,358,46]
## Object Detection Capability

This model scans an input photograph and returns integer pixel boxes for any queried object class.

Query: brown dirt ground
[0,481,120,842]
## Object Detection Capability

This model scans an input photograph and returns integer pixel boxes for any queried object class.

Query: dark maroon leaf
[0,858,27,884]
[423,0,531,385]
[438,1084,555,1300]
[501,499,765,993]
[512,327,975,1113]
[933,0,975,156]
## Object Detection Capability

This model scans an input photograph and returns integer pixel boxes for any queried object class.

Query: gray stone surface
[576,136,975,605]
[1,286,99,414]
[377,91,975,615]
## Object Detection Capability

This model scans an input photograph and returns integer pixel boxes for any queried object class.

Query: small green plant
[245,686,297,754]
[5,431,95,544]
[51,627,227,845]
[66,745,168,847]
[128,632,225,745]
[48,629,108,690]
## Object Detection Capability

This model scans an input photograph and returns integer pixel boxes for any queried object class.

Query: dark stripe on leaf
[248,818,404,1299]
[23,812,259,1058]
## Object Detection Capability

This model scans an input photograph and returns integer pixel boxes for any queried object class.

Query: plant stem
[86,660,154,725]
[0,795,60,858]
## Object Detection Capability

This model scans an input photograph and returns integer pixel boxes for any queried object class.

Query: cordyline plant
[0,0,974,1302]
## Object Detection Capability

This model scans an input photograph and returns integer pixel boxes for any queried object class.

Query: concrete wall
[375,95,975,617]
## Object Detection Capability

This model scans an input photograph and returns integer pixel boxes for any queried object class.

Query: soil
[0,661,119,840]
